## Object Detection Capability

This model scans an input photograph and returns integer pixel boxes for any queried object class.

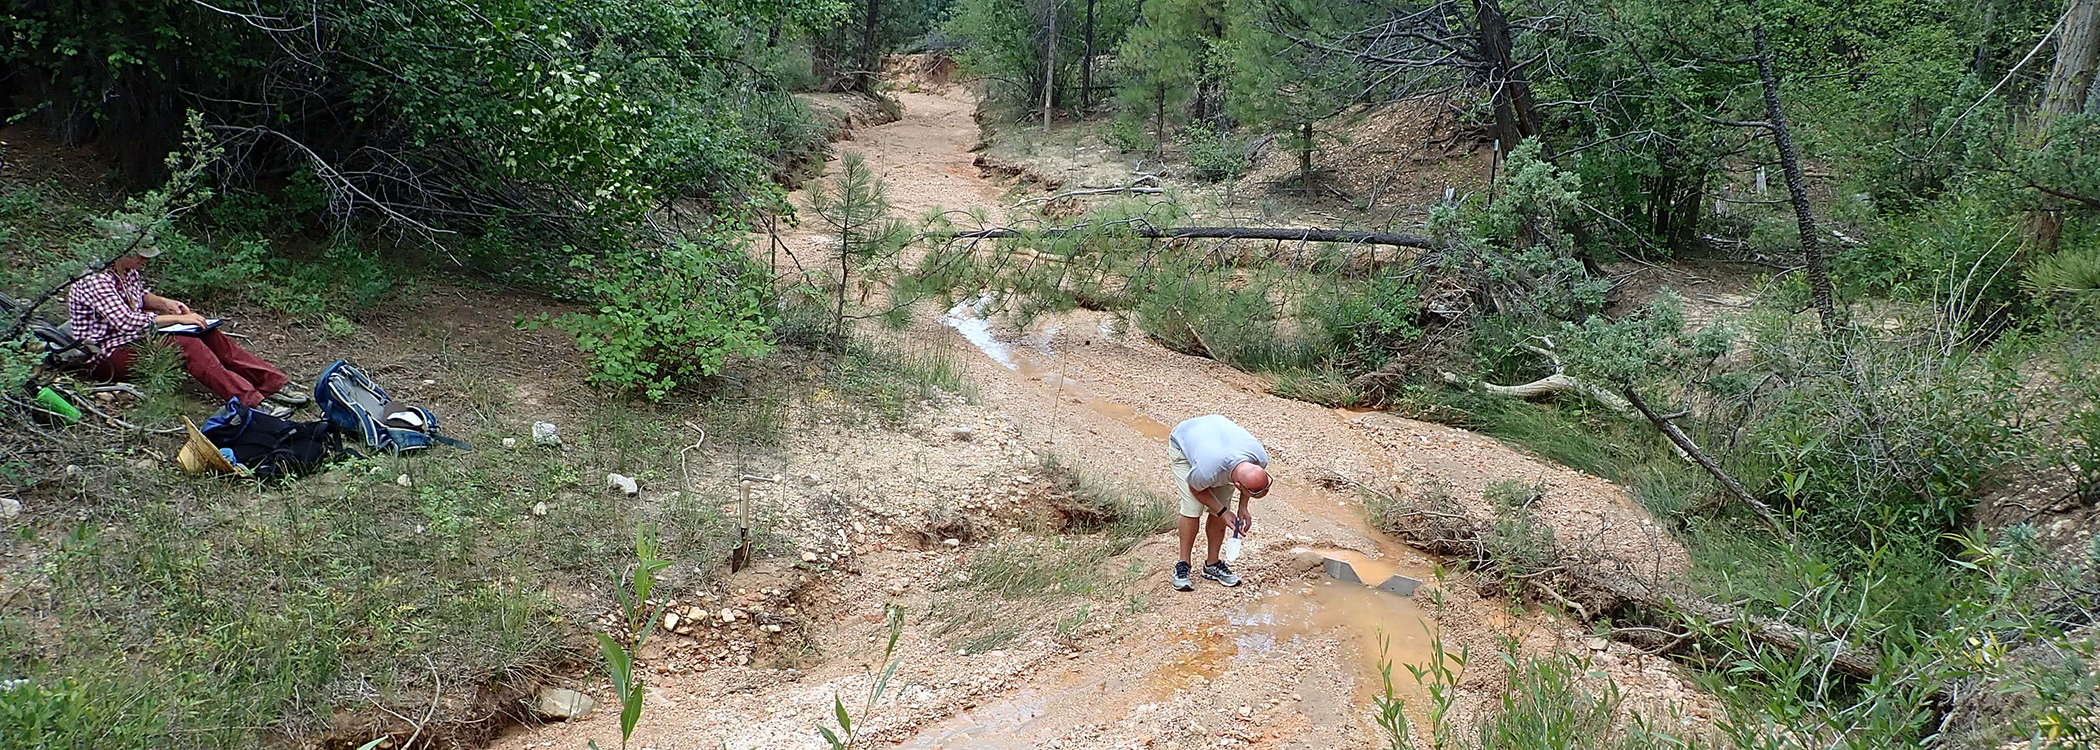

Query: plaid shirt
[66,268,156,358]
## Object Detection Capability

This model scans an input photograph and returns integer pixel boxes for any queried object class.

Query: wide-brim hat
[176,416,236,474]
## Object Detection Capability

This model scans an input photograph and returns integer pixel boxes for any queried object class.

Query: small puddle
[939,302,1173,441]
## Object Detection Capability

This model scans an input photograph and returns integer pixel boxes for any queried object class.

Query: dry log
[1438,370,1634,416]
[1008,186,1166,208]
[948,224,1440,250]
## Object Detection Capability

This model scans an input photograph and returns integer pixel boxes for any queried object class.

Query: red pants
[93,331,290,406]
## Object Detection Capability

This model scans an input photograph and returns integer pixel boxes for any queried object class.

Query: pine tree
[808,153,913,348]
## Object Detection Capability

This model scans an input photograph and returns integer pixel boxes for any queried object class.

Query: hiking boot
[1202,560,1241,587]
[255,401,295,419]
[1171,561,1194,591]
[266,386,311,407]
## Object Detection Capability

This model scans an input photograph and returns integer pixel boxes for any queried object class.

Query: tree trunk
[1082,0,1097,112]
[1298,120,1314,194]
[1470,0,1547,157]
[1042,0,1059,129]
[1751,19,1840,334]
[2043,0,2100,120]
[857,0,883,94]
[2027,0,2100,253]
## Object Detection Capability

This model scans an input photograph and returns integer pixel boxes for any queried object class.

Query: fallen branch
[1439,370,1634,416]
[946,222,1440,250]
[1008,186,1166,208]
[1621,386,1788,535]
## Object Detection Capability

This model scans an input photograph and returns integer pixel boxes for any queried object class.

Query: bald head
[1231,462,1270,498]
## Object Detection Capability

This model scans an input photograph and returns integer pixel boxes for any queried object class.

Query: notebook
[157,318,225,335]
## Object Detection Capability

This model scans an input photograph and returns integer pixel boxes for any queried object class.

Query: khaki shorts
[1170,445,1235,519]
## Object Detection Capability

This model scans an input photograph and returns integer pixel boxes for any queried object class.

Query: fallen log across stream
[945,224,1442,250]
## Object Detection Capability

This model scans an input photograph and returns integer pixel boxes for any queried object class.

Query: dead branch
[945,222,1441,250]
[1621,386,1788,535]
[1009,186,1166,209]
[1439,371,1635,416]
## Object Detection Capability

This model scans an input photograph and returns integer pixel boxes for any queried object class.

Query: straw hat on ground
[176,416,236,474]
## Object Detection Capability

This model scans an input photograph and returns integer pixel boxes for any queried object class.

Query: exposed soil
[488,86,1721,750]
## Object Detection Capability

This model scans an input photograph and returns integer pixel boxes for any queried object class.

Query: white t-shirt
[1170,414,1269,490]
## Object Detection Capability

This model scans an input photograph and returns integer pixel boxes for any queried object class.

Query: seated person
[67,245,307,418]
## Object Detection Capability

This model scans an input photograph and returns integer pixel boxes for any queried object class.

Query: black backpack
[201,399,336,482]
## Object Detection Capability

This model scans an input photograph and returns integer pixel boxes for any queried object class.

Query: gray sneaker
[1202,561,1241,587]
[265,386,311,407]
[1171,561,1194,591]
[255,401,295,419]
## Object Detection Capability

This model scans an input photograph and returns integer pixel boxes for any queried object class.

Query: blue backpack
[314,360,470,454]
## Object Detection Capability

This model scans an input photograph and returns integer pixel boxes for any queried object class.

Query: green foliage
[593,527,672,750]
[808,153,914,343]
[1832,190,2024,321]
[1380,637,1685,750]
[1114,0,1229,135]
[1558,294,1730,388]
[0,678,157,750]
[810,0,949,92]
[3,0,845,272]
[552,239,777,400]
[1176,126,1253,182]
[1221,0,1363,191]
[2026,241,2100,298]
[945,0,1140,116]
[817,602,905,750]
[1309,273,1424,370]
[1428,142,1609,323]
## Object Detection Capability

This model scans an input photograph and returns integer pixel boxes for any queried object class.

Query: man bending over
[1167,414,1270,591]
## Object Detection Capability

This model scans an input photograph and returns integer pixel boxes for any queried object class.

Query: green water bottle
[34,387,81,423]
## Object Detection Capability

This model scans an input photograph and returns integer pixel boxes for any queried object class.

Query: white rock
[719,608,739,622]
[607,473,639,496]
[531,422,561,446]
[800,551,820,563]
[663,613,681,631]
[943,538,961,547]
[395,474,413,488]
[0,497,19,519]
[502,437,518,449]
[532,501,548,516]
[534,687,596,720]
[949,426,975,441]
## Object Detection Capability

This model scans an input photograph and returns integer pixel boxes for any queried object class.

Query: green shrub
[1108,114,1155,154]
[552,239,776,400]
[1179,126,1251,182]
[2025,241,2100,298]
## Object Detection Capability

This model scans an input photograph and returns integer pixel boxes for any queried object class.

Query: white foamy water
[939,296,1016,369]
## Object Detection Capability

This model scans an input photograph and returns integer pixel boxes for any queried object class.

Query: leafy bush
[553,239,777,400]
[153,235,398,319]
[1308,273,1424,370]
[1178,126,1252,182]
